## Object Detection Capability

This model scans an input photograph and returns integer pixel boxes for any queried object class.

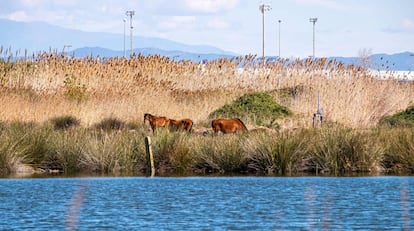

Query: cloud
[383,18,414,33]
[157,16,197,31]
[401,19,414,31]
[294,0,348,10]
[183,0,240,13]
[207,18,230,30]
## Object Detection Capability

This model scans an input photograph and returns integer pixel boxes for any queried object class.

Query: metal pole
[123,18,126,57]
[309,18,318,58]
[262,9,265,60]
[259,4,271,63]
[126,11,135,56]
[278,19,281,58]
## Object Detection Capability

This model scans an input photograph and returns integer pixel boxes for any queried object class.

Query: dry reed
[1,51,413,129]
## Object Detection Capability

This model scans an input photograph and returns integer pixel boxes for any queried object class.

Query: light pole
[309,17,318,58]
[259,4,271,63]
[278,19,281,58]
[126,10,135,56]
[123,18,126,57]
[62,45,72,55]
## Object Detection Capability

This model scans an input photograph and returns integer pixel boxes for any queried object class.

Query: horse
[211,118,248,134]
[144,113,170,133]
[169,118,193,133]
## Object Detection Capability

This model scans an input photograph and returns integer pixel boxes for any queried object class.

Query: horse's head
[144,113,151,123]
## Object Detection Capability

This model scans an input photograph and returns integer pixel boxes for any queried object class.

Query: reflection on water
[0,177,413,230]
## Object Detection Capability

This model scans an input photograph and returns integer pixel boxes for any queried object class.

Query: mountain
[1,19,413,70]
[70,47,234,62]
[0,19,236,56]
[327,52,414,71]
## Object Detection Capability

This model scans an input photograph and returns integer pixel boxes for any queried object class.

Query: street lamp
[123,18,126,57]
[309,17,318,58]
[126,10,135,56]
[278,19,282,58]
[259,4,271,63]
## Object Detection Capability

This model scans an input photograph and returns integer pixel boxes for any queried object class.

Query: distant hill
[0,19,236,56]
[1,19,413,70]
[70,47,234,62]
[327,52,414,71]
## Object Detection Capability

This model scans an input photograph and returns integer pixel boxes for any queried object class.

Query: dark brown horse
[144,113,170,133]
[211,118,248,134]
[169,118,193,133]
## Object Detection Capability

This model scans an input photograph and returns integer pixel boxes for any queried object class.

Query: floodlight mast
[123,18,126,57]
[278,19,281,58]
[259,4,271,63]
[309,17,318,58]
[126,10,135,56]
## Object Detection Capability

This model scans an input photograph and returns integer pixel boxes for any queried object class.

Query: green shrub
[379,105,414,127]
[209,92,291,128]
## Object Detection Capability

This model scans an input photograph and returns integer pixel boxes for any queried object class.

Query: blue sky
[1,0,413,57]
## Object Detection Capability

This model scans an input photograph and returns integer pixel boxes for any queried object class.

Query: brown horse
[144,113,170,133]
[211,118,248,134]
[169,118,193,133]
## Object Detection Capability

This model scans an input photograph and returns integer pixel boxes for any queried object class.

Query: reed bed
[1,51,413,127]
[1,50,413,176]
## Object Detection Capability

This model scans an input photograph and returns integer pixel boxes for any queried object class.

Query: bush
[94,117,126,130]
[49,115,80,130]
[209,92,291,128]
[379,105,414,127]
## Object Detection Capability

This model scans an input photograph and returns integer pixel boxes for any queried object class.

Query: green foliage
[209,92,291,128]
[379,105,414,127]
[63,74,88,102]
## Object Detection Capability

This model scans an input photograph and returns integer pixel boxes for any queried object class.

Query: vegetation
[209,92,291,129]
[379,105,414,127]
[0,50,414,176]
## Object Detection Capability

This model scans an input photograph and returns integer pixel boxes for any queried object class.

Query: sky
[1,0,413,57]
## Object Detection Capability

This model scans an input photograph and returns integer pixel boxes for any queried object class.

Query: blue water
[0,176,413,230]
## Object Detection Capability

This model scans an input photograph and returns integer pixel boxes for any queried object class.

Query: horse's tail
[236,118,248,131]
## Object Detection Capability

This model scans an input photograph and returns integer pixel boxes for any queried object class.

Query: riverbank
[1,119,413,177]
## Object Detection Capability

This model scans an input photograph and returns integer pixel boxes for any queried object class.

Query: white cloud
[157,16,197,31]
[207,18,230,29]
[383,18,414,33]
[401,19,414,31]
[183,0,239,13]
[5,10,31,21]
[294,0,348,10]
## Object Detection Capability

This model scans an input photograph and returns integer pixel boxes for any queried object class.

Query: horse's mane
[235,118,248,131]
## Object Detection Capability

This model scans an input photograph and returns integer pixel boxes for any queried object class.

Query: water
[0,176,413,230]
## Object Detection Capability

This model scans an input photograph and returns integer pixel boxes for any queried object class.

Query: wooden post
[145,136,155,177]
